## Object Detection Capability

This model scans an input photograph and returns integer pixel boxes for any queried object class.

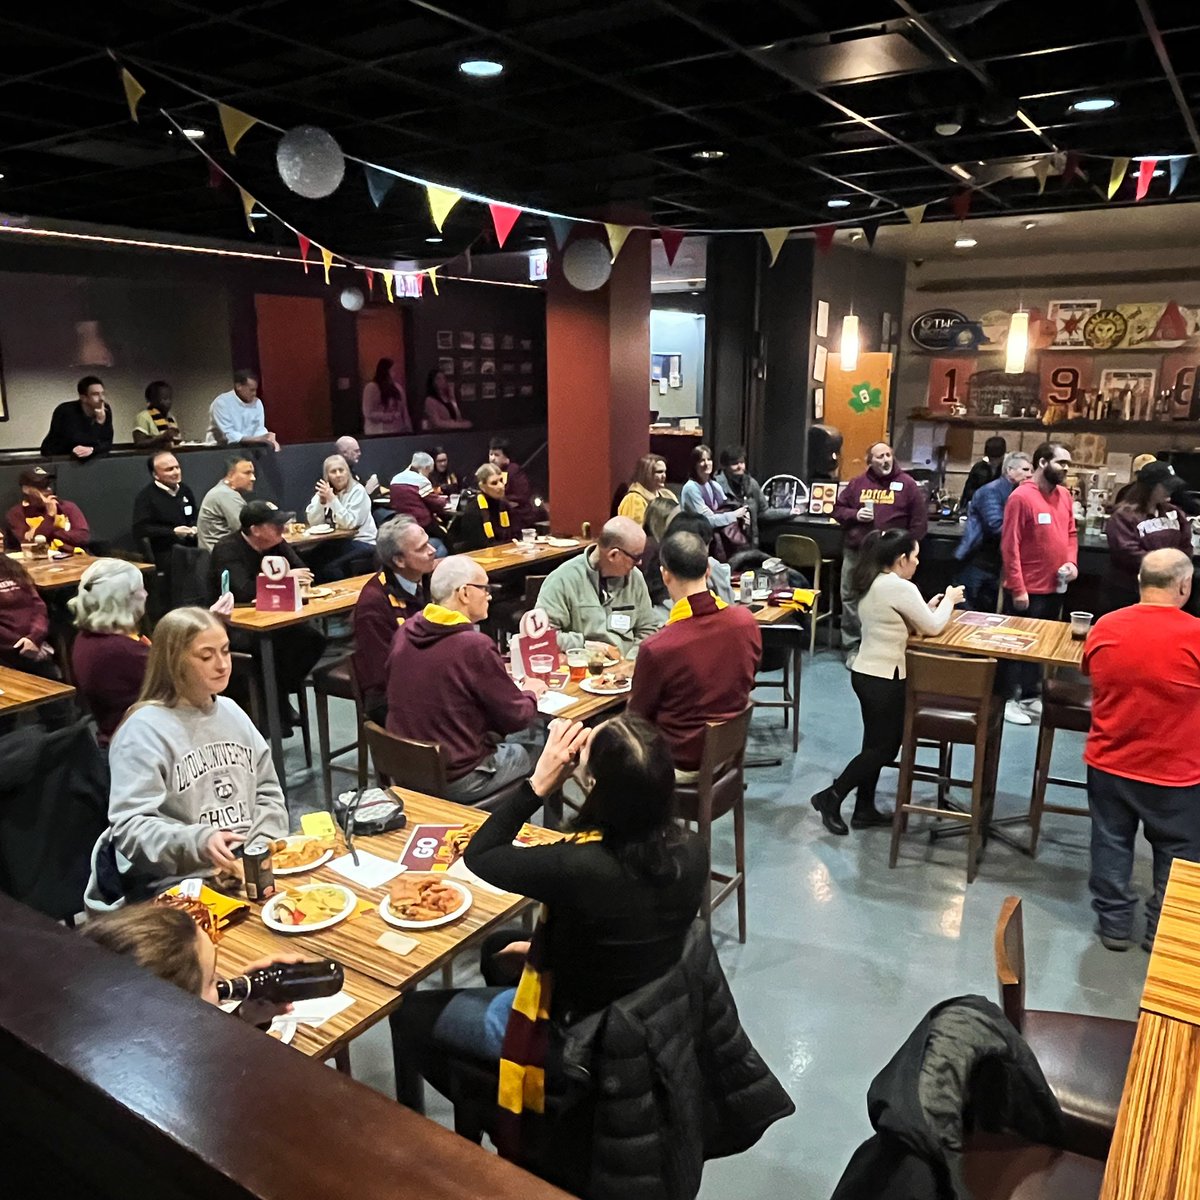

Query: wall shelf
[911,415,1200,434]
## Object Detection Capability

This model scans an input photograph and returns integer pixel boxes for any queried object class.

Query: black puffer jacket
[543,920,795,1200]
[830,995,1064,1200]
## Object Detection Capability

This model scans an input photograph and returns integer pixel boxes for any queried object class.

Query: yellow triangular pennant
[1108,157,1130,200]
[427,267,439,296]
[605,223,632,264]
[319,246,334,285]
[1032,157,1052,194]
[903,204,927,226]
[426,184,462,232]
[382,270,394,303]
[761,228,790,268]
[218,103,258,155]
[238,187,256,233]
[120,69,146,124]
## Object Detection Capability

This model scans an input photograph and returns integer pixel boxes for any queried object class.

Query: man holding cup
[998,442,1077,725]
[832,442,927,665]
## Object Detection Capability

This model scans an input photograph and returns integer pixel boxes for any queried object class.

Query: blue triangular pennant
[364,165,398,209]
[547,216,573,250]
[1169,156,1188,196]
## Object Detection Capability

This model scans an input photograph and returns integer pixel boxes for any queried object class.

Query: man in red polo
[628,529,761,776]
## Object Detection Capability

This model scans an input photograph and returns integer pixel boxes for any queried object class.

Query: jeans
[1087,765,1200,942]
[840,544,861,653]
[833,670,906,812]
[443,741,531,804]
[958,562,1000,613]
[998,591,1062,700]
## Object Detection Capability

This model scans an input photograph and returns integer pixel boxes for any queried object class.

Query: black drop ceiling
[0,0,1197,261]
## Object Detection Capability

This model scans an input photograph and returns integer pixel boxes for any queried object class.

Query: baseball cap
[239,500,293,530]
[19,466,55,488]
[1137,461,1178,489]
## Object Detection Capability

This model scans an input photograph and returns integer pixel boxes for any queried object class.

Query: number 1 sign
[927,357,977,414]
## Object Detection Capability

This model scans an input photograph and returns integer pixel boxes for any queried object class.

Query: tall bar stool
[1027,676,1092,857]
[312,655,368,804]
[889,650,1001,883]
[776,533,837,653]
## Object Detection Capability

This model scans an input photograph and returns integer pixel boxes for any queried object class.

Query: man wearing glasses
[385,556,546,804]
[538,516,663,660]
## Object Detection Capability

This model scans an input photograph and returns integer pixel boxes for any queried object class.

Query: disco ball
[276,125,345,199]
[339,287,365,312]
[562,238,612,291]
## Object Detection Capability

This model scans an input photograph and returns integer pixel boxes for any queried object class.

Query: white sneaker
[1004,699,1032,725]
[1020,698,1043,717]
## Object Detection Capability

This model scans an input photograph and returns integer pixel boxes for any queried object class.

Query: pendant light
[1005,310,1029,374]
[840,312,860,372]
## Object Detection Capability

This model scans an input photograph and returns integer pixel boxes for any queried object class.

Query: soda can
[243,838,274,902]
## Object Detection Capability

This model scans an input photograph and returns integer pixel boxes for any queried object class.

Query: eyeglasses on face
[462,582,497,594]
[613,546,643,567]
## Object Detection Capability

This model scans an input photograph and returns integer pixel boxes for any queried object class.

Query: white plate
[380,877,472,930]
[579,677,632,695]
[271,836,334,876]
[266,1016,298,1045]
[546,537,580,548]
[261,883,356,933]
[304,524,334,536]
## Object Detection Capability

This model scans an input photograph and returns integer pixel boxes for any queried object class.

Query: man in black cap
[209,500,325,733]
[4,466,90,553]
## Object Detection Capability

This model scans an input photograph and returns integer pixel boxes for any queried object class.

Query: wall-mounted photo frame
[480,332,495,351]
[436,330,453,350]
[460,358,476,376]
[519,361,533,375]
[814,387,824,420]
[502,383,517,398]
[519,337,532,351]
[459,331,476,350]
[480,358,496,375]
[481,381,497,399]
[500,334,515,351]
[501,360,516,374]
[437,357,455,376]
[650,352,682,383]
[518,383,533,397]
[458,381,477,401]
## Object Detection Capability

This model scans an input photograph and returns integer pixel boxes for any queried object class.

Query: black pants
[833,670,906,812]
[999,591,1062,700]
[228,625,325,729]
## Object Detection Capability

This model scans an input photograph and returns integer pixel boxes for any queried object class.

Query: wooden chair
[312,654,368,804]
[1028,676,1092,856]
[775,533,837,654]
[889,650,1000,883]
[674,706,753,942]
[994,896,1136,1161]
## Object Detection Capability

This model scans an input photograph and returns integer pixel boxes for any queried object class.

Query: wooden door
[826,351,893,479]
[254,294,330,444]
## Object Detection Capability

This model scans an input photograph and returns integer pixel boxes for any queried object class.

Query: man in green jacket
[538,516,663,659]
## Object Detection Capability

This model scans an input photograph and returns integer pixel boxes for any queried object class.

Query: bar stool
[312,655,368,804]
[1027,676,1092,857]
[775,533,837,653]
[889,650,1000,883]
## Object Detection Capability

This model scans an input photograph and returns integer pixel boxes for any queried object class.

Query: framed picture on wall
[519,383,533,397]
[436,330,453,350]
[814,387,824,420]
[459,331,476,350]
[519,338,532,351]
[459,382,477,401]
[501,360,516,374]
[519,361,533,375]
[460,358,476,375]
[438,357,455,376]
[480,332,495,351]
[481,381,497,399]
[480,358,496,375]
[500,334,515,351]
[502,383,517,399]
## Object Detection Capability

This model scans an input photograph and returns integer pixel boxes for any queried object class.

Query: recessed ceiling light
[955,236,977,249]
[249,210,267,220]
[934,120,962,137]
[1023,220,1037,230]
[1069,97,1117,113]
[528,235,546,241]
[425,236,443,243]
[181,128,205,140]
[827,198,851,208]
[949,164,972,180]
[459,59,503,78]
[0,173,6,181]
[691,149,725,160]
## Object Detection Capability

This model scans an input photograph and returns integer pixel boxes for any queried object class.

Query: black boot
[851,806,893,830]
[811,787,848,836]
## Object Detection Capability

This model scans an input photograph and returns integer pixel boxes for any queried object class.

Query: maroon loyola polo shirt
[628,589,762,771]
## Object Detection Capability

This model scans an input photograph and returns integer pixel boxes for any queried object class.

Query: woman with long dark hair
[390,714,707,1111]
[362,357,412,436]
[810,530,963,835]
[429,446,461,495]
[422,368,472,431]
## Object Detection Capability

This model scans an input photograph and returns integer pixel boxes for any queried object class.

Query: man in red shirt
[628,529,761,776]
[1084,548,1200,952]
[998,441,1077,724]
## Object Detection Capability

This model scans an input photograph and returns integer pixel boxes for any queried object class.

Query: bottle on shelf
[216,959,344,1005]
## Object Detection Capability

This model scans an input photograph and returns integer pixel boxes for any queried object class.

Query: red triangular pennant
[951,189,972,222]
[658,227,685,266]
[1152,300,1188,342]
[207,160,224,190]
[488,203,521,249]
[813,224,835,254]
[1062,151,1082,187]
[364,268,375,296]
[297,233,311,274]
[1135,158,1158,202]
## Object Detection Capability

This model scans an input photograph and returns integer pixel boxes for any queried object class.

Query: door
[826,351,893,479]
[254,294,331,444]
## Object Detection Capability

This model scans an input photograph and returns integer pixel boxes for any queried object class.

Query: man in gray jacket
[715,446,792,547]
[197,455,256,551]
[538,516,663,659]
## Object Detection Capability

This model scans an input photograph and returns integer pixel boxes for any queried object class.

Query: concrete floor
[280,644,1151,1199]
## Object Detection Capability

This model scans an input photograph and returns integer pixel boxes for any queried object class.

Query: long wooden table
[466,537,591,577]
[912,610,1085,668]
[0,663,76,717]
[1102,858,1200,1200]
[8,551,154,592]
[284,526,357,550]
[217,791,560,1061]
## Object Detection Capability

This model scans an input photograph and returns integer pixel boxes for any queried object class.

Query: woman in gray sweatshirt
[86,607,288,910]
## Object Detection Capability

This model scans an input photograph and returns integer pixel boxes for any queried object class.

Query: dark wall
[704,237,761,461]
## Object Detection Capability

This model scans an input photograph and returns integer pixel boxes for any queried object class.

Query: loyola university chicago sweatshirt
[86,696,287,907]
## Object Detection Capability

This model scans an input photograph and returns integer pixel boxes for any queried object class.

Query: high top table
[8,551,153,593]
[465,536,591,577]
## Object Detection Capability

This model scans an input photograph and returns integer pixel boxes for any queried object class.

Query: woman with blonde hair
[638,495,681,610]
[84,606,287,910]
[618,455,676,525]
[450,462,515,551]
[306,452,377,580]
[69,558,151,744]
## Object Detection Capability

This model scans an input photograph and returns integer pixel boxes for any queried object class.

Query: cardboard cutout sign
[510,607,558,678]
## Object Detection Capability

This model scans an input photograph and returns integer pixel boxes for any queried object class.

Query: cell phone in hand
[220,569,230,595]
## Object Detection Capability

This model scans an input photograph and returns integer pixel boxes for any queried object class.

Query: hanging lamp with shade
[1004,309,1029,374]
[839,311,860,372]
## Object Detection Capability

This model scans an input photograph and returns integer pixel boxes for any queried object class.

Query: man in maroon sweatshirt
[832,442,927,662]
[628,529,761,775]
[385,555,546,804]
[489,437,539,529]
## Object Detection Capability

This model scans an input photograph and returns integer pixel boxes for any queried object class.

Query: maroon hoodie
[385,607,538,780]
[0,575,50,668]
[832,464,928,550]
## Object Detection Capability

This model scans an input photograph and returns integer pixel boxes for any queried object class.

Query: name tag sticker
[890,481,903,491]
[1037,512,1052,525]
[609,612,632,633]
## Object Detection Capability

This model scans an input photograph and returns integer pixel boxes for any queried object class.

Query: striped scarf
[478,493,511,542]
[22,505,83,556]
[146,404,178,433]
[666,590,727,624]
[379,570,421,627]
[495,829,603,1165]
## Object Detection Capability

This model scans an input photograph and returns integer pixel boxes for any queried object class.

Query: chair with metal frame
[776,533,837,654]
[312,654,369,804]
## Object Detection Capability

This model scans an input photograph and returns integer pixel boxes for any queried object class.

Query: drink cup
[587,651,607,676]
[1069,611,1093,640]
[567,648,589,682]
[522,527,537,545]
[862,499,875,519]
[529,653,555,682]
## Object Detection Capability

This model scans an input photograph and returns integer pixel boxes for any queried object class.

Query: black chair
[170,545,212,609]
[312,655,368,804]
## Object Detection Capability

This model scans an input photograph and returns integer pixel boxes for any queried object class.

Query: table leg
[791,629,802,753]
[260,632,287,795]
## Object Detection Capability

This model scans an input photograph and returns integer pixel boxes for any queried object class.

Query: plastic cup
[1069,611,1093,640]
[522,527,537,544]
[529,653,555,681]
[567,648,588,682]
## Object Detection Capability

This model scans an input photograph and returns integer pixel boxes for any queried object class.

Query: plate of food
[270,836,334,876]
[546,536,580,548]
[301,586,333,600]
[304,523,334,536]
[262,883,356,932]
[580,671,632,695]
[381,875,472,930]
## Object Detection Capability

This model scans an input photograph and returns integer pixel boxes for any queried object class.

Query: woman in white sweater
[305,453,377,581]
[811,530,964,835]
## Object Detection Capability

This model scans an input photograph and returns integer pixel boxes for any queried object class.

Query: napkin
[537,691,577,716]
[445,857,506,896]
[288,990,356,1028]
[326,851,406,889]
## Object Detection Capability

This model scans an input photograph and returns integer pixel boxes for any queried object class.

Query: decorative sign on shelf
[967,369,1041,420]
[926,357,978,415]
[909,309,989,353]
[1047,299,1101,348]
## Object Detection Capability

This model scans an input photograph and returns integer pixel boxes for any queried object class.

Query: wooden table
[284,526,358,551]
[8,552,153,592]
[1102,858,1200,1200]
[466,538,591,578]
[217,791,560,1061]
[0,664,75,717]
[911,610,1084,668]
